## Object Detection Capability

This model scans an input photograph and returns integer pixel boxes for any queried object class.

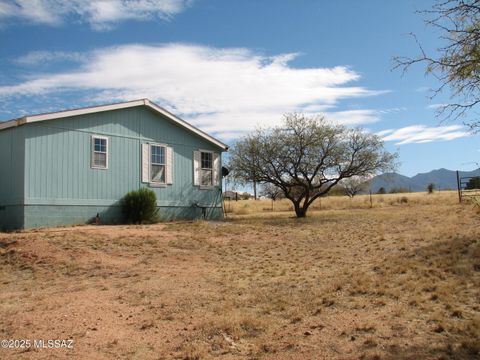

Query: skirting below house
[0,204,223,230]
[0,205,24,230]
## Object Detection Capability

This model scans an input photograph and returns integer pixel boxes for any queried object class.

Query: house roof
[0,99,228,150]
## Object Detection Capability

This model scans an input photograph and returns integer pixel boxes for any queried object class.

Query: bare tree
[261,183,283,201]
[393,0,480,130]
[229,114,397,218]
[341,176,370,198]
[261,183,284,211]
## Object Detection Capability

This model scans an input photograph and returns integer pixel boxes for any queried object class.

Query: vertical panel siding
[22,106,225,221]
[0,127,25,205]
[0,127,25,229]
[25,126,141,202]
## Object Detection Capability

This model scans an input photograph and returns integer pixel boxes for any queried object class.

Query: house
[223,190,240,200]
[0,99,228,230]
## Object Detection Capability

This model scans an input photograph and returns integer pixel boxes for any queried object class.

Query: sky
[0,0,478,176]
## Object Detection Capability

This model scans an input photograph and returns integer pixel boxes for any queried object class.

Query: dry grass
[0,194,479,359]
[224,190,459,215]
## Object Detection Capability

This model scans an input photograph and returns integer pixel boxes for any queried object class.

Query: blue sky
[0,0,478,176]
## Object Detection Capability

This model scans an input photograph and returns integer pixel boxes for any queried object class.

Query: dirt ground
[0,200,479,359]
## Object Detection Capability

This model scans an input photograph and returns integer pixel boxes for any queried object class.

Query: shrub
[466,177,480,190]
[121,188,159,224]
[427,183,435,194]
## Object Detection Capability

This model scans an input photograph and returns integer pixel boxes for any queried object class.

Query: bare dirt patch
[0,201,479,359]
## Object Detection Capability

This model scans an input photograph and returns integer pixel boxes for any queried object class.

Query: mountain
[368,173,415,192]
[368,168,480,193]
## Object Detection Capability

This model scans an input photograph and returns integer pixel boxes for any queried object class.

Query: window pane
[94,152,107,167]
[201,169,212,186]
[151,146,165,165]
[201,152,212,169]
[151,164,165,183]
[94,138,106,153]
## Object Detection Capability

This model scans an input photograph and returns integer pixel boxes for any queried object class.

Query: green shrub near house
[121,188,159,224]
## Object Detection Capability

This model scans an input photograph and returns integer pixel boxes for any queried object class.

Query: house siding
[1,105,224,229]
[0,127,25,230]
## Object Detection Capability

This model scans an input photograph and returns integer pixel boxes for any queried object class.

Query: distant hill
[368,168,480,193]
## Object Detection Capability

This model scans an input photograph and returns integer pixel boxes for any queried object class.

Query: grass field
[224,190,460,215]
[0,192,479,359]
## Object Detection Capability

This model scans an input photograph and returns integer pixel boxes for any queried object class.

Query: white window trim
[149,143,167,185]
[199,149,215,189]
[91,135,109,170]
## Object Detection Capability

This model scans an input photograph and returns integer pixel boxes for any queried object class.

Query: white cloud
[0,0,191,29]
[378,125,470,145]
[1,44,384,137]
[320,107,406,127]
[377,107,407,114]
[427,103,447,110]
[324,109,380,125]
[415,86,430,93]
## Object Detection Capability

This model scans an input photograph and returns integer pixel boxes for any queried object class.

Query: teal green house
[0,99,228,230]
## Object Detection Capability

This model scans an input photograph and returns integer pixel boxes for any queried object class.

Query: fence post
[456,170,462,203]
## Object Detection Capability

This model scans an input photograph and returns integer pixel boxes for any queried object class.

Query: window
[150,145,166,183]
[92,136,108,169]
[200,151,213,186]
[193,150,218,188]
[142,143,173,185]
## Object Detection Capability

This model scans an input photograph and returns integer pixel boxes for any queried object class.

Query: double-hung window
[193,150,219,188]
[92,136,108,169]
[150,145,166,184]
[200,151,213,186]
[141,143,173,185]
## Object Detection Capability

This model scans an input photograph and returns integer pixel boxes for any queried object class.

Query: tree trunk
[294,202,308,218]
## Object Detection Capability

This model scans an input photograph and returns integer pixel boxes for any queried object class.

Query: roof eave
[0,99,229,151]
[0,117,27,131]
[144,99,229,151]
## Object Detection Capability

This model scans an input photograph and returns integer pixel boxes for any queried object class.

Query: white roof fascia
[144,99,228,150]
[0,119,17,130]
[0,118,26,131]
[0,99,229,150]
[25,99,145,123]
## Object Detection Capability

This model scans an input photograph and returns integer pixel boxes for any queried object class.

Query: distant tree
[261,184,284,211]
[394,0,480,130]
[328,185,347,197]
[261,183,283,201]
[466,176,480,190]
[239,192,251,200]
[377,187,387,195]
[229,114,397,218]
[389,187,410,194]
[341,176,370,198]
[427,183,435,194]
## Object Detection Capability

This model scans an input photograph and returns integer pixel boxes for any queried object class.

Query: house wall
[0,126,25,230]
[19,106,224,228]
